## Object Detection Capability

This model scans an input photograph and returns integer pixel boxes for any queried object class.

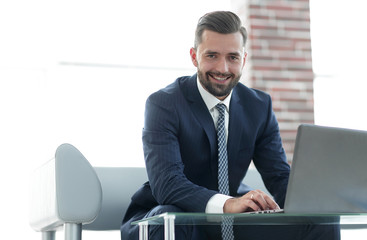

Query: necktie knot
[216,103,226,133]
[216,103,226,116]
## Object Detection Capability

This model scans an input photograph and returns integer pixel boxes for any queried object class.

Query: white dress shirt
[196,78,233,213]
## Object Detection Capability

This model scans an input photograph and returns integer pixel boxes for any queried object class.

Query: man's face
[190,30,247,100]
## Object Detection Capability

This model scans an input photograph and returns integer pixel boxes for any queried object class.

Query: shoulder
[233,82,272,105]
[147,75,195,104]
[143,75,196,132]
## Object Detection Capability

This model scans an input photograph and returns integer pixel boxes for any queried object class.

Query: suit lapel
[181,75,217,170]
[227,87,244,170]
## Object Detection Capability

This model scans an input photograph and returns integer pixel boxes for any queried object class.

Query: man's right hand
[223,190,280,213]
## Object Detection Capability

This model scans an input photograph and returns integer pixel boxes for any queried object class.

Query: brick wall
[233,0,314,162]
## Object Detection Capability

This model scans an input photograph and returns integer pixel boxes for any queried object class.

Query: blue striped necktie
[216,103,234,240]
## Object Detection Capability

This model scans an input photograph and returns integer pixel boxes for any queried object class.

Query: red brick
[234,0,313,162]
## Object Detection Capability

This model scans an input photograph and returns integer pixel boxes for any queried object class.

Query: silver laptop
[253,124,367,214]
[284,124,367,213]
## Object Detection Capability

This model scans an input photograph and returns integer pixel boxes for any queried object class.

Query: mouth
[208,73,232,83]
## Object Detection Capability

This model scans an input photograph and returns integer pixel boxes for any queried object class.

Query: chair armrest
[29,143,102,232]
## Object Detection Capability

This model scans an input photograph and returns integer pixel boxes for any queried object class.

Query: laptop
[251,124,367,214]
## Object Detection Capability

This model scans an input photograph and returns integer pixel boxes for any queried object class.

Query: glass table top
[132,212,367,227]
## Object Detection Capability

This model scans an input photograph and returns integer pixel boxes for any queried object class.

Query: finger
[248,190,269,210]
[262,194,280,210]
[244,199,262,212]
[254,190,280,210]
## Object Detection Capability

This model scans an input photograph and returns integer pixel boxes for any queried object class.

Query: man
[121,11,339,239]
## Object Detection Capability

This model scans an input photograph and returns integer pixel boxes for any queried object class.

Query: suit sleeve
[142,91,217,212]
[252,94,290,208]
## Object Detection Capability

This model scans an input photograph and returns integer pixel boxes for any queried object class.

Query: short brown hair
[194,11,247,49]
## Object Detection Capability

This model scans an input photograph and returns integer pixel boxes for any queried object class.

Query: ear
[190,48,198,67]
[242,52,248,69]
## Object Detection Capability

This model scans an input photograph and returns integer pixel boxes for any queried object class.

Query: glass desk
[132,212,367,240]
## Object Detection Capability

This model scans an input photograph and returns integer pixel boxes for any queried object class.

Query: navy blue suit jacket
[124,74,290,221]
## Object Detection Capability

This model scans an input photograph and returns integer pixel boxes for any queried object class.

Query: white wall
[311,0,367,130]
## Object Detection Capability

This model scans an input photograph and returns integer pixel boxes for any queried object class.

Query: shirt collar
[197,77,232,112]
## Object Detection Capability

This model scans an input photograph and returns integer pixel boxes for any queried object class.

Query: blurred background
[0,0,366,239]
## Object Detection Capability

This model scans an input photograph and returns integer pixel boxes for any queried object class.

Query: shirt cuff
[205,194,233,213]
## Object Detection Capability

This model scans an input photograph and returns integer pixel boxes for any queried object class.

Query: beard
[197,69,241,99]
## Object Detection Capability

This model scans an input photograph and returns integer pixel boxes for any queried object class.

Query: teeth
[211,75,228,81]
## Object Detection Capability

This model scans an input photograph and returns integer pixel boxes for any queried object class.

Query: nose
[215,57,229,73]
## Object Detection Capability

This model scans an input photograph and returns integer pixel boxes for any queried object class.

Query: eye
[206,54,216,59]
[230,55,239,61]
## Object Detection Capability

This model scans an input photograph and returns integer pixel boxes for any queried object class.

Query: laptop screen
[284,124,367,213]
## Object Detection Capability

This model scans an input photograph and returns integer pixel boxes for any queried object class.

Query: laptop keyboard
[246,209,284,214]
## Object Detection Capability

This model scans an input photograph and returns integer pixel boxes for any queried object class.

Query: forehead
[198,30,245,54]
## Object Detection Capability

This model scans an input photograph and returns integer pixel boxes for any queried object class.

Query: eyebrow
[204,50,242,56]
[204,50,219,55]
[228,52,242,57]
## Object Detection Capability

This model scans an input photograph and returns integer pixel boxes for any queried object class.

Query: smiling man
[190,29,246,100]
[120,11,339,240]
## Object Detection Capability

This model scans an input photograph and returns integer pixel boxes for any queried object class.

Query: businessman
[121,11,340,239]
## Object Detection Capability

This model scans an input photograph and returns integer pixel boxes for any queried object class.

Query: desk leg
[164,215,175,240]
[139,222,149,240]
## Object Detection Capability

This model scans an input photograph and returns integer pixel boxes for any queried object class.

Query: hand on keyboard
[223,189,280,213]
